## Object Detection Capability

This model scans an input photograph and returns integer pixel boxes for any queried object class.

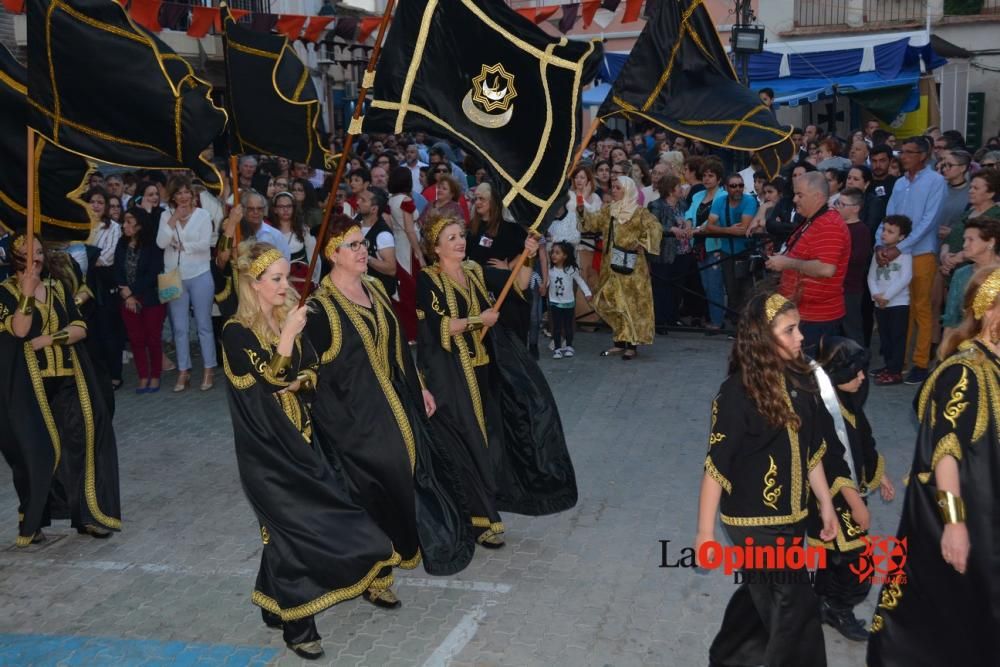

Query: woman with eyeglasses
[305,217,476,610]
[415,216,576,550]
[221,241,399,660]
[977,150,999,172]
[271,192,318,296]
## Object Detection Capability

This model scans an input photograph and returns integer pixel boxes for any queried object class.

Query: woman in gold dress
[578,175,662,359]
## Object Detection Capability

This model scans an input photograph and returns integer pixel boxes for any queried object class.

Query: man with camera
[765,172,850,353]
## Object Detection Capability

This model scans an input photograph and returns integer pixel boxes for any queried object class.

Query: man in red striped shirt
[765,171,850,352]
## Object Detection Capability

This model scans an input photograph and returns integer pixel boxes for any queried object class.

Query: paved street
[0,329,918,666]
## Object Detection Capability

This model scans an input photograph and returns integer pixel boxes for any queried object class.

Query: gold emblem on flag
[462,64,517,129]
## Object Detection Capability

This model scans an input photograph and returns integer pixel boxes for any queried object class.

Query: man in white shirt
[642,161,670,204]
[404,143,427,193]
[355,189,397,294]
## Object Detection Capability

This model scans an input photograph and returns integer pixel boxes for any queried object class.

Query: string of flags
[2,0,650,42]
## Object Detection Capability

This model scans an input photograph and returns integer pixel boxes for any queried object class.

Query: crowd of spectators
[1,119,998,387]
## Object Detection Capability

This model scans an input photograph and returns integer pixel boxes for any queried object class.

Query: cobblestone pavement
[0,330,918,666]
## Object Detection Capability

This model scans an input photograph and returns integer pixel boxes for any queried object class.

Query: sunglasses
[982,162,998,168]
[727,183,744,189]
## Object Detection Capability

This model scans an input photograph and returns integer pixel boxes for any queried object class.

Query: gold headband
[324,225,362,258]
[973,267,1000,320]
[11,234,28,255]
[425,216,462,249]
[249,248,284,280]
[765,293,792,322]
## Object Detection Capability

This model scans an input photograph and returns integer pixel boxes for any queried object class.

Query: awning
[583,82,611,107]
[757,66,921,110]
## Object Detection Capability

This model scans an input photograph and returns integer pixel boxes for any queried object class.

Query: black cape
[0,276,121,541]
[306,275,474,576]
[416,262,577,532]
[221,320,400,620]
[867,340,1000,667]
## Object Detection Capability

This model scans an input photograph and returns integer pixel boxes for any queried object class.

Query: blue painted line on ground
[0,634,280,666]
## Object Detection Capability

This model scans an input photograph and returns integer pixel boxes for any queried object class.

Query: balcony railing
[794,0,848,27]
[864,0,926,23]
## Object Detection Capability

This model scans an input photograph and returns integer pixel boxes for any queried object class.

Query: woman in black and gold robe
[416,216,577,549]
[222,241,399,661]
[306,218,475,607]
[0,235,121,544]
[867,266,1000,667]
[696,292,839,667]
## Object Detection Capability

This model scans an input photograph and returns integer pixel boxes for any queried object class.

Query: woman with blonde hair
[416,217,577,549]
[867,265,1000,667]
[221,241,399,660]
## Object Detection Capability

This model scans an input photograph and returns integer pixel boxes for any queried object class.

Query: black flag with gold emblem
[26,0,227,193]
[222,5,334,169]
[363,0,602,230]
[0,46,92,241]
[597,0,793,178]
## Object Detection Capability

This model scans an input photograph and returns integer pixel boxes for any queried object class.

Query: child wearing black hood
[809,336,896,641]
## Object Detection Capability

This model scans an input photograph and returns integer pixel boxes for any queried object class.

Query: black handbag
[607,217,638,275]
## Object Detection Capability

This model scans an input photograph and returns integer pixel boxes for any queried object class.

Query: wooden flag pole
[25,128,36,264]
[478,115,602,341]
[229,155,242,254]
[298,0,397,307]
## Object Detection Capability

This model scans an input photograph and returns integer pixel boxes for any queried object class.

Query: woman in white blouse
[551,166,602,324]
[87,186,125,389]
[270,191,319,294]
[156,176,217,392]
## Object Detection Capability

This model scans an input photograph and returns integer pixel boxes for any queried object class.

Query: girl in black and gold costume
[306,216,475,609]
[696,292,839,667]
[0,235,121,545]
[867,266,1000,667]
[220,242,399,661]
[416,216,577,549]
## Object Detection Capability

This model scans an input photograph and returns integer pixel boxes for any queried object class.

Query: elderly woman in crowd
[578,175,662,359]
[419,174,467,227]
[941,216,1000,333]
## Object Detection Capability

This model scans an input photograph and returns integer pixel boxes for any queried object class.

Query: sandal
[600,347,626,357]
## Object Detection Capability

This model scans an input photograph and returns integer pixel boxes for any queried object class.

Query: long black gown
[306,274,474,577]
[416,261,577,543]
[867,340,1000,667]
[0,276,121,542]
[220,320,400,621]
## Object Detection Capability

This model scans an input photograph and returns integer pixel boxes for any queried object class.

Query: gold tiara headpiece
[973,267,1000,320]
[249,248,284,280]
[765,293,792,322]
[425,215,462,249]
[11,234,28,255]
[324,225,362,258]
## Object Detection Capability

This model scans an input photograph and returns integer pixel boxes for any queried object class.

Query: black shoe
[287,641,324,660]
[528,344,539,360]
[821,601,869,642]
[904,367,929,385]
[655,325,670,335]
[262,610,283,630]
[77,524,112,539]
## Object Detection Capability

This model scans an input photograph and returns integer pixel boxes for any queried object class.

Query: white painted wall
[935,22,1000,142]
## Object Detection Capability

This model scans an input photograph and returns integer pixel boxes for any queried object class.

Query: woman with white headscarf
[577,175,663,359]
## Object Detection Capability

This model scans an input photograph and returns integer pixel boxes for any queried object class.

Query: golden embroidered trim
[878,578,903,611]
[251,552,402,621]
[762,455,782,511]
[720,508,808,527]
[943,366,970,429]
[808,439,827,471]
[930,433,963,471]
[704,456,732,494]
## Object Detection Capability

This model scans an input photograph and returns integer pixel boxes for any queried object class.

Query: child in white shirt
[548,241,592,359]
[866,215,913,385]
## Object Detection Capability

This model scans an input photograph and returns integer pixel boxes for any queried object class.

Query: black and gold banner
[363,0,603,230]
[222,4,334,169]
[0,46,92,241]
[26,0,227,192]
[597,0,793,178]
